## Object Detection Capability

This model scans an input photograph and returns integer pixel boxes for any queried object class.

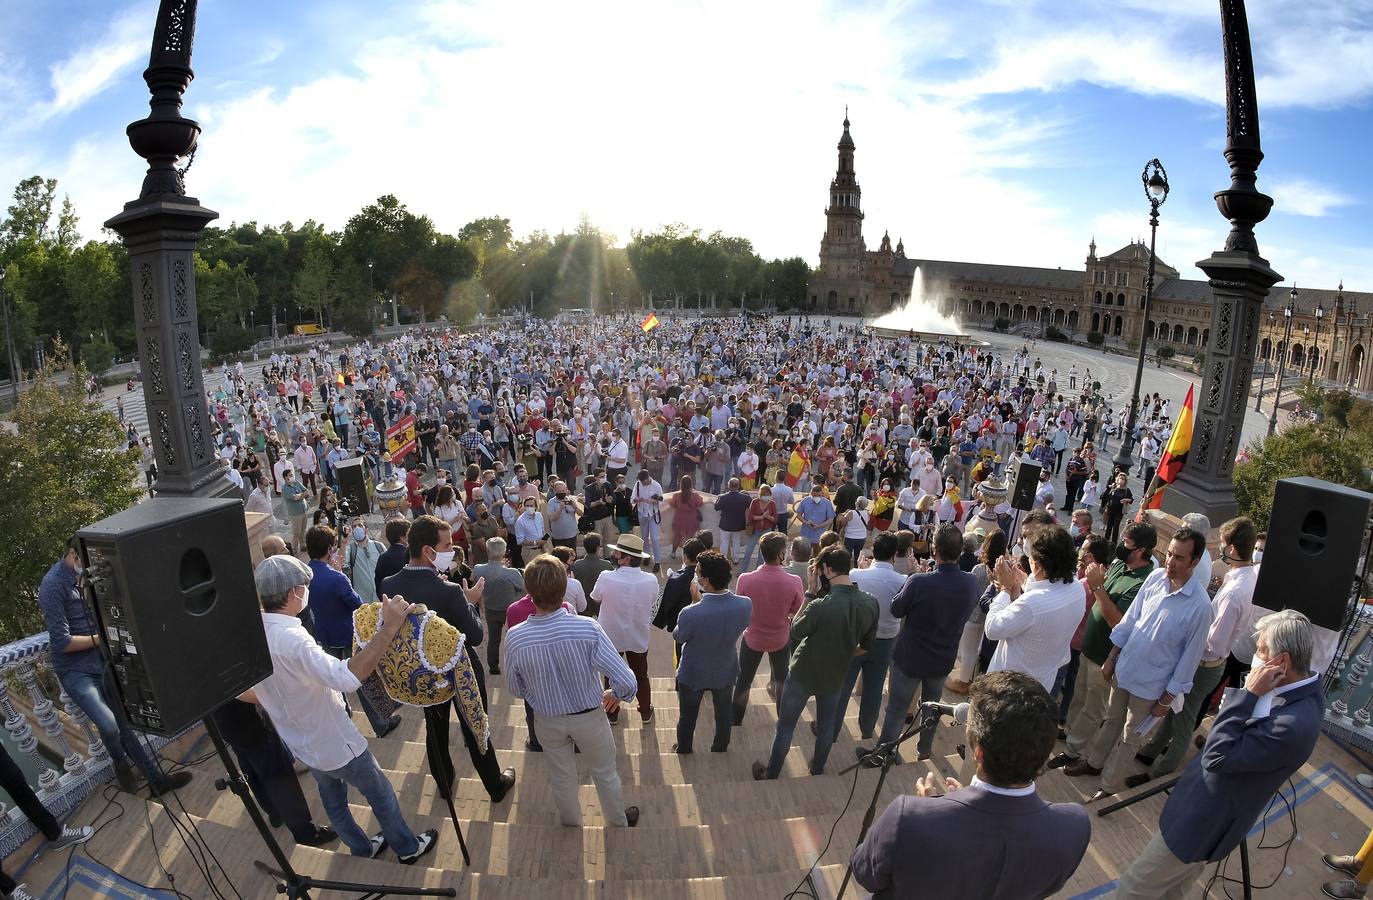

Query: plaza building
[807,116,1373,393]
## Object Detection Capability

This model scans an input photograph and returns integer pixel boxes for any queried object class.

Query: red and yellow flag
[640,313,661,333]
[1143,385,1194,511]
[784,444,810,488]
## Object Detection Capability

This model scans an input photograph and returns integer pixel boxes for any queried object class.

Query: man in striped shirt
[504,554,642,828]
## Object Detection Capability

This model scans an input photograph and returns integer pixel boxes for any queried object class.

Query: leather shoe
[1133,751,1156,767]
[491,768,517,803]
[1124,773,1152,789]
[1063,758,1102,778]
[1046,752,1076,770]
[375,715,403,739]
[944,678,970,696]
[1087,789,1115,803]
[751,761,772,781]
[525,741,543,753]
[149,770,192,798]
[1325,854,1364,877]
[1323,879,1368,899]
[298,826,339,847]
[625,806,641,827]
[671,743,692,754]
[489,666,501,676]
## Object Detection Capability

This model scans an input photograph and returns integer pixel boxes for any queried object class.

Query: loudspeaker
[1008,459,1042,511]
[1253,476,1372,632]
[78,497,272,736]
[334,457,372,516]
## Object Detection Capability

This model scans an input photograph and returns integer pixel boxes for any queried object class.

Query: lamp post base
[1161,472,1239,524]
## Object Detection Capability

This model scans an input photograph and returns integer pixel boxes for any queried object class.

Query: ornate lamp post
[1312,300,1325,382]
[1255,312,1274,411]
[1166,0,1283,521]
[104,0,234,498]
[1267,289,1295,436]
[1113,159,1169,475]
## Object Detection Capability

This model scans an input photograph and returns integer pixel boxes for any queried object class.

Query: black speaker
[1253,476,1372,632]
[334,457,372,516]
[1008,458,1042,511]
[78,497,272,736]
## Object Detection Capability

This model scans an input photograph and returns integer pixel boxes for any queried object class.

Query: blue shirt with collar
[673,589,752,690]
[38,558,103,676]
[307,558,364,649]
[1109,566,1213,700]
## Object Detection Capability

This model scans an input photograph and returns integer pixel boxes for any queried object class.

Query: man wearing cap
[591,534,660,724]
[241,555,439,864]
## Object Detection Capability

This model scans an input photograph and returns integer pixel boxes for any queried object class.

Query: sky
[4,0,1373,292]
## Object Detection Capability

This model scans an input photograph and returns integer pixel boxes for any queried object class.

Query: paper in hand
[1134,714,1160,737]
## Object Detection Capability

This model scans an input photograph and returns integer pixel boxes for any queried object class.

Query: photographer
[849,671,1090,899]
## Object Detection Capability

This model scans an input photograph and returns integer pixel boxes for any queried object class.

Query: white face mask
[432,549,456,571]
[297,586,310,610]
[1069,524,1081,538]
[1253,549,1263,562]
[1249,653,1266,673]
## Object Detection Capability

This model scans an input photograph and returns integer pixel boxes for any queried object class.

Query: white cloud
[40,3,154,119]
[1268,178,1353,218]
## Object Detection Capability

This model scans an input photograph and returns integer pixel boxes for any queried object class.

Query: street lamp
[1312,300,1324,382]
[1268,286,1296,435]
[1113,158,1169,475]
[1255,312,1274,411]
[0,269,18,404]
[1301,322,1310,382]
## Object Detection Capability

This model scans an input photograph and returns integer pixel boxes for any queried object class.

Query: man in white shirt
[241,555,438,864]
[833,533,909,741]
[985,526,1086,692]
[630,470,665,569]
[605,430,630,482]
[591,534,661,724]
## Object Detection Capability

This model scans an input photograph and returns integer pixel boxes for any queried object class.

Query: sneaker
[366,832,388,859]
[298,826,339,847]
[1046,752,1077,770]
[8,884,36,900]
[640,710,654,725]
[1324,880,1368,899]
[1325,854,1364,877]
[1360,774,1373,790]
[398,828,439,865]
[49,825,93,850]
[114,763,141,794]
[149,770,193,798]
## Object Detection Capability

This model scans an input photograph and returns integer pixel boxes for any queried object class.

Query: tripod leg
[1239,838,1253,900]
[423,709,471,865]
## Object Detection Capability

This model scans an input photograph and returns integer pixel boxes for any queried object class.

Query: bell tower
[810,113,868,311]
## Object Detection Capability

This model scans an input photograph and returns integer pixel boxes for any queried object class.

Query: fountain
[867,265,970,343]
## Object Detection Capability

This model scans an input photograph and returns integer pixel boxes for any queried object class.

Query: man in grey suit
[849,670,1090,900]
[1115,608,1323,899]
[472,537,526,674]
[673,551,751,754]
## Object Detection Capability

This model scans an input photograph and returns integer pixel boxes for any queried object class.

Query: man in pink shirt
[732,533,806,724]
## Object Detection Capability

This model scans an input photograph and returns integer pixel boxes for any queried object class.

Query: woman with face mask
[344,519,387,604]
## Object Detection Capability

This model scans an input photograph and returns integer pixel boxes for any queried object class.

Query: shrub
[1044,325,1068,342]
[1234,425,1372,530]
[1086,332,1105,346]
[994,317,1010,333]
[80,340,115,376]
[1156,345,1176,361]
[208,324,254,363]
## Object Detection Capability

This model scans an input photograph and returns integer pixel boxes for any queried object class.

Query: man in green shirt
[753,546,878,780]
[1048,521,1157,772]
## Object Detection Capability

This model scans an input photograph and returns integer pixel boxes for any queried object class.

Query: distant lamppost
[1311,300,1324,382]
[1267,287,1295,435]
[1255,312,1274,411]
[0,269,18,405]
[1113,158,1169,475]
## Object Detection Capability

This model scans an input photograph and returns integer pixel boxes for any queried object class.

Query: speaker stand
[203,716,455,899]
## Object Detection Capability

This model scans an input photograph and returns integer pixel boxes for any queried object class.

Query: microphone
[920,701,970,724]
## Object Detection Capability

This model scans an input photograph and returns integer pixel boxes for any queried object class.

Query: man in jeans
[733,533,806,724]
[857,524,978,766]
[243,554,439,864]
[673,551,751,754]
[0,743,94,900]
[38,539,192,797]
[471,536,526,675]
[753,546,878,780]
[832,532,907,742]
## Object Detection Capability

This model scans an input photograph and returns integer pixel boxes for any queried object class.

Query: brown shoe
[1063,758,1102,778]
[625,806,641,827]
[1087,789,1115,803]
[1046,752,1077,770]
[944,678,970,696]
[1325,854,1364,877]
[1324,879,1368,899]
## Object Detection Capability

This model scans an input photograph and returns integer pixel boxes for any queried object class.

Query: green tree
[293,237,337,326]
[1234,424,1372,529]
[2,176,57,247]
[0,345,142,642]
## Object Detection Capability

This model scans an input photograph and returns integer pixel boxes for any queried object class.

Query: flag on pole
[335,371,345,387]
[1142,385,1195,512]
[640,313,661,333]
[784,444,810,488]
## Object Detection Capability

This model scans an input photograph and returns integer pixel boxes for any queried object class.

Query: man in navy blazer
[1114,608,1324,899]
[850,670,1090,899]
[673,551,751,753]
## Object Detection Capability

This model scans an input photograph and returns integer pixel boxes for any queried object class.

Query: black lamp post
[1268,288,1295,435]
[1311,300,1324,382]
[1255,312,1274,411]
[0,269,18,405]
[1113,159,1169,475]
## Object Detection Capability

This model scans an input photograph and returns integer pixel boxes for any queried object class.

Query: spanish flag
[640,313,661,333]
[335,371,345,387]
[1143,385,1194,511]
[784,444,810,488]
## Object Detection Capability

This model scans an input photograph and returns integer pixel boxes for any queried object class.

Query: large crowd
[21,313,1342,900]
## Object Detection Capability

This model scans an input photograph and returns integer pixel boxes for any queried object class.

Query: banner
[1142,385,1195,512]
[386,414,418,462]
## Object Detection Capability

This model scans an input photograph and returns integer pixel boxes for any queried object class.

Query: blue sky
[3,0,1373,291]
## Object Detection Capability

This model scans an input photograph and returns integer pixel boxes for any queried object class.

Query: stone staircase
[15,626,1152,898]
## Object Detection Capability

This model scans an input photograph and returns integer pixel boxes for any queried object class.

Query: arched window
[1117,293,1125,306]
[1013,304,1024,322]
[1173,324,1184,343]
[1106,292,1114,306]
[1186,327,1198,346]
[1068,311,1079,329]
[827,290,837,310]
[1139,297,1146,310]
[1202,328,1210,346]
[1092,312,1100,332]
[1054,309,1066,325]
[1291,344,1304,368]
[1094,291,1102,305]
[1114,316,1123,336]
[999,303,1010,318]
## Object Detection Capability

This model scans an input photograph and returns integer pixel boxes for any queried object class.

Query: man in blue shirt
[672,551,751,754]
[1080,526,1212,802]
[37,538,192,797]
[305,526,400,738]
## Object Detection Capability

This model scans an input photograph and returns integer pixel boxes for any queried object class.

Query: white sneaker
[1358,773,1373,790]
[8,885,36,900]
[49,824,93,850]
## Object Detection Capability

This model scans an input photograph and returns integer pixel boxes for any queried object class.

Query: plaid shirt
[461,430,483,453]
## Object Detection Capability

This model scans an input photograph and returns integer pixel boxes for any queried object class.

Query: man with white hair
[1115,609,1322,900]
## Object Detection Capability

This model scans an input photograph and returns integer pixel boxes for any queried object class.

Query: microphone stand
[832,709,946,900]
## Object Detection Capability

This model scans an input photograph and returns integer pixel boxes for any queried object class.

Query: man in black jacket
[372,518,410,601]
[655,538,704,664]
[380,515,516,805]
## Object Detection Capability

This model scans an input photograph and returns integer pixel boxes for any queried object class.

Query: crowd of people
[27,312,1340,898]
